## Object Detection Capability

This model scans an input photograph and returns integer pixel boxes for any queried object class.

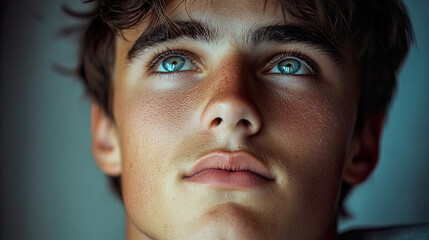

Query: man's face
[110,0,360,239]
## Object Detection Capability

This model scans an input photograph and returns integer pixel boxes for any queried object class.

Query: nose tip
[201,98,262,137]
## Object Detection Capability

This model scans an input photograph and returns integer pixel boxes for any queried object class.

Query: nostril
[210,117,223,128]
[238,119,252,128]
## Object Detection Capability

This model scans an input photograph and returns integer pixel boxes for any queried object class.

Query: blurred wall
[0,1,125,240]
[340,0,429,231]
[0,0,428,239]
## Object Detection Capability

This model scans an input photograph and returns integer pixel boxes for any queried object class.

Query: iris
[278,59,301,74]
[162,56,186,72]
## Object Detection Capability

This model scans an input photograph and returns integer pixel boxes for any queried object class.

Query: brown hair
[70,0,414,217]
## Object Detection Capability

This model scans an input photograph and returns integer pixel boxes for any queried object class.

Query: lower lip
[185,169,272,188]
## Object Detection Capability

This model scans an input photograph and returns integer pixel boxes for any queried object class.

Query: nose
[201,87,262,138]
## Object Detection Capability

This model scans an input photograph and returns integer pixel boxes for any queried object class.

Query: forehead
[124,0,297,42]
[166,0,292,30]
[121,0,345,65]
[168,0,286,21]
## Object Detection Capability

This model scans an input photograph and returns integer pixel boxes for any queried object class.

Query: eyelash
[146,48,319,76]
[146,48,197,73]
[265,50,319,76]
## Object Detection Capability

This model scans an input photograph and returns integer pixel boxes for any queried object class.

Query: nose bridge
[210,54,251,95]
[200,56,262,138]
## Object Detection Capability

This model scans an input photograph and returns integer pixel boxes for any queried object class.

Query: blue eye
[278,59,300,74]
[269,57,313,75]
[156,55,195,72]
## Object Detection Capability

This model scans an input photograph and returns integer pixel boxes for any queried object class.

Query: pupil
[278,59,300,74]
[163,56,185,72]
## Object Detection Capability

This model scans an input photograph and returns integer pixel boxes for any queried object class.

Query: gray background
[0,0,428,239]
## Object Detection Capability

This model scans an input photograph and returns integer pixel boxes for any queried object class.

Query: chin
[178,202,277,240]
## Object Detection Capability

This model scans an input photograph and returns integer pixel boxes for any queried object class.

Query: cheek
[264,90,354,157]
[262,90,356,214]
[114,82,212,230]
[114,90,197,228]
[115,86,198,152]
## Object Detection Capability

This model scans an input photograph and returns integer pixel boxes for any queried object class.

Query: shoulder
[340,223,429,240]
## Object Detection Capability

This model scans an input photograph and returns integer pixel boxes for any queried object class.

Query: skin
[91,0,383,239]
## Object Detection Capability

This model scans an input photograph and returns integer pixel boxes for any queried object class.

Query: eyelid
[265,51,319,75]
[146,48,201,73]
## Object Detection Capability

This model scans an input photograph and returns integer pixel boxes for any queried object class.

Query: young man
[76,0,425,239]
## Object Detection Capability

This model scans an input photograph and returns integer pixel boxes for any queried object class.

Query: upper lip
[184,150,275,180]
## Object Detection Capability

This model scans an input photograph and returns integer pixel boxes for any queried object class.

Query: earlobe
[343,113,385,185]
[91,103,122,176]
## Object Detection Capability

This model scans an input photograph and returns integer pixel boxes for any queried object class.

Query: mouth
[183,150,275,189]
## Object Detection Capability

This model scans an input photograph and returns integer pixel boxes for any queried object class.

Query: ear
[91,103,122,176]
[343,113,385,185]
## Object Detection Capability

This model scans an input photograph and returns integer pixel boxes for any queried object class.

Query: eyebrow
[250,25,344,64]
[128,20,344,64]
[128,21,215,60]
